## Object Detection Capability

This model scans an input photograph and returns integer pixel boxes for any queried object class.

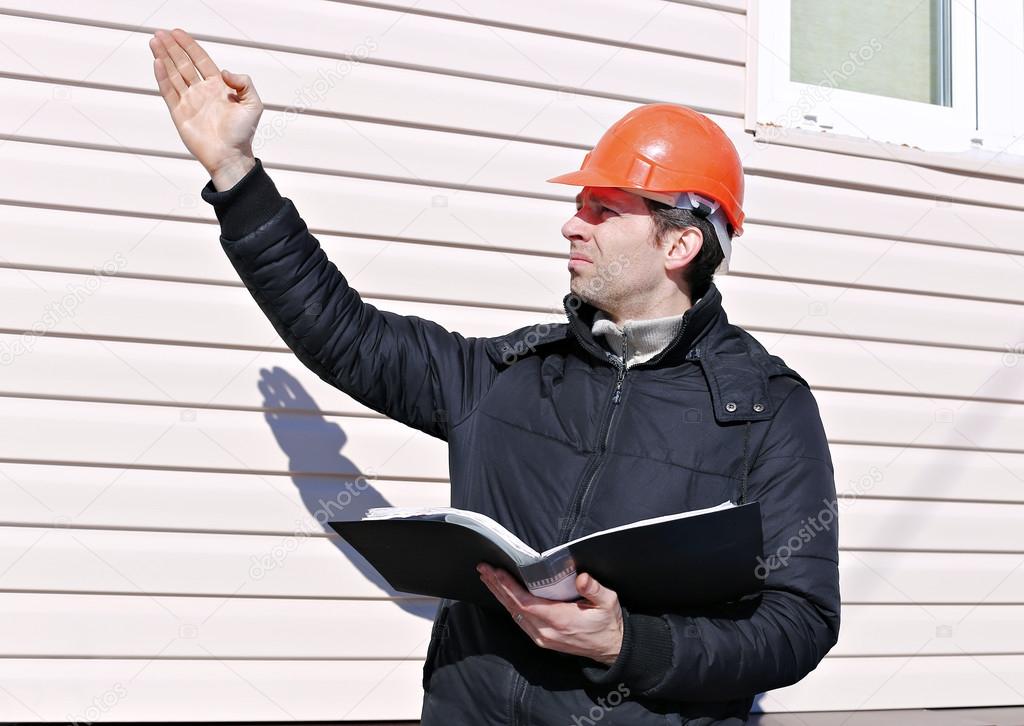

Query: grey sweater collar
[591,297,700,368]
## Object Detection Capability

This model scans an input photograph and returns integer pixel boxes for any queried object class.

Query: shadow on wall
[258,365,437,622]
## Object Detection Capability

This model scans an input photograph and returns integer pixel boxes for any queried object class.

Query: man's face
[561,186,667,311]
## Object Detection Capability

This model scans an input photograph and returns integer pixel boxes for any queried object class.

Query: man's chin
[568,279,595,305]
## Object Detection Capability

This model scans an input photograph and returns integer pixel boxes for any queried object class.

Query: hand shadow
[258,365,436,621]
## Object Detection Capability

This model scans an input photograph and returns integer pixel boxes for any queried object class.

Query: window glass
[790,0,951,106]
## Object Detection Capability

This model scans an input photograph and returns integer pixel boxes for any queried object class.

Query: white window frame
[753,0,1024,155]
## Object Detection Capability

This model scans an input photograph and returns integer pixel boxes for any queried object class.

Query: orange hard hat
[547,103,745,273]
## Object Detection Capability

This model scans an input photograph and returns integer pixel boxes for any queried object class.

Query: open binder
[330,499,763,613]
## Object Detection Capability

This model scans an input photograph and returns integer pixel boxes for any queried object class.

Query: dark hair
[641,197,726,301]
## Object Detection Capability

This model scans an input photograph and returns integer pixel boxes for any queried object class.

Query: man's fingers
[152,57,179,111]
[488,568,544,610]
[480,572,514,613]
[576,572,617,608]
[155,28,201,86]
[149,33,187,99]
[170,27,220,81]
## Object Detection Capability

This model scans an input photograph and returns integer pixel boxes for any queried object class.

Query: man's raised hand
[149,27,262,190]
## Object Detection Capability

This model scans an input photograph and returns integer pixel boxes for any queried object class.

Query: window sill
[750,122,1024,184]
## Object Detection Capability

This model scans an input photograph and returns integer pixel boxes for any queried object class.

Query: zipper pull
[611,339,628,404]
[612,365,625,404]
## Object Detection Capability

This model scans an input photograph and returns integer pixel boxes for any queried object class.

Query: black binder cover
[330,501,763,614]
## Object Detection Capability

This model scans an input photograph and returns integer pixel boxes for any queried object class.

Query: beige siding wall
[0,0,1022,720]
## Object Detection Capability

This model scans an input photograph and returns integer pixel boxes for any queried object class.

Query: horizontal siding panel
[1,259,1019,367]
[0,76,587,211]
[6,10,1024,220]
[0,526,446,599]
[3,19,1022,214]
[4,526,1024,604]
[331,0,748,62]
[0,266,543,347]
[0,391,1020,476]
[842,550,1024,605]
[10,12,1020,217]
[0,155,1019,306]
[0,207,564,307]
[0,143,1018,348]
[838,499,1024,552]
[736,224,1024,304]
[2,444,1023,539]
[0,658,426,721]
[0,463,451,536]
[747,176,1024,255]
[762,655,1024,712]
[0,656,1023,718]
[0,8,743,109]
[0,592,435,658]
[0,334,372,413]
[0,23,644,149]
[757,334,1023,405]
[834,604,1024,657]
[2,140,569,256]
[4,74,1024,266]
[0,233,1020,362]
[0,401,1021,549]
[2,333,1023,422]
[718,277,1021,352]
[0,397,449,477]
[1,592,1019,659]
[814,391,1024,453]
[828,445,1024,503]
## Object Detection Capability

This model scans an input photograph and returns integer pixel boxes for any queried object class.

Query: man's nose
[561,212,589,242]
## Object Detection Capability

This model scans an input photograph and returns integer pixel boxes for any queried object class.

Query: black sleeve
[201,158,504,440]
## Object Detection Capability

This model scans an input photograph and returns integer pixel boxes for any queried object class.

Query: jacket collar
[491,282,804,423]
[561,282,785,423]
[563,283,722,371]
[590,307,686,366]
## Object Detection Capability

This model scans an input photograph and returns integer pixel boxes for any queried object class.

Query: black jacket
[201,158,841,725]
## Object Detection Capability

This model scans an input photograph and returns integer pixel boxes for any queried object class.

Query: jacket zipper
[510,307,690,725]
[510,346,627,726]
[555,348,626,545]
[556,309,693,543]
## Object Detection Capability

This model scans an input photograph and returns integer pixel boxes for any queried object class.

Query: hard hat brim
[545,169,620,187]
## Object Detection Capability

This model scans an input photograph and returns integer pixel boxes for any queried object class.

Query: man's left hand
[476,562,624,665]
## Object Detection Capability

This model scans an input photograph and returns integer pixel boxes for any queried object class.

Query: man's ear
[664,226,703,276]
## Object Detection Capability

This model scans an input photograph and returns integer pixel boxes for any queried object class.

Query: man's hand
[148,27,262,190]
[477,562,624,665]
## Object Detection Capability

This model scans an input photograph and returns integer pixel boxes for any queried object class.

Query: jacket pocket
[421,597,451,692]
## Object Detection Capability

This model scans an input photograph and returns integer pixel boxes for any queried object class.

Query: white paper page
[540,499,736,557]
[363,506,540,565]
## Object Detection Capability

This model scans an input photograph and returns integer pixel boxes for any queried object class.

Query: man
[152,27,840,725]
